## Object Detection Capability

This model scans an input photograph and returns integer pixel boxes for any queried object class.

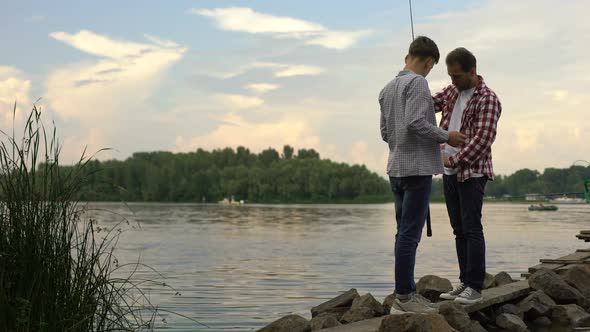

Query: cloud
[201,61,325,79]
[47,30,186,118]
[217,94,264,109]
[246,83,279,93]
[0,66,32,129]
[191,7,372,49]
[173,112,321,153]
[274,65,325,77]
[45,30,186,161]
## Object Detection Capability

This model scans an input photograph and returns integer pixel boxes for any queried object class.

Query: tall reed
[0,104,161,331]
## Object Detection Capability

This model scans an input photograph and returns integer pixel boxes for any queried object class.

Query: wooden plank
[539,259,590,264]
[464,280,531,313]
[529,262,564,273]
[577,235,590,240]
[580,230,590,235]
[540,251,590,262]
[576,248,590,252]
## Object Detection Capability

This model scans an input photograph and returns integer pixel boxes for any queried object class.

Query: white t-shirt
[443,87,483,177]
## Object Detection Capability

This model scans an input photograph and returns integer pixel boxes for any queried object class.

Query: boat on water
[528,204,558,211]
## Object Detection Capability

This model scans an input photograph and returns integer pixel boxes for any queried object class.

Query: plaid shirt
[434,76,502,182]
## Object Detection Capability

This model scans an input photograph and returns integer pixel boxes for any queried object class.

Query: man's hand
[442,154,452,167]
[447,131,467,147]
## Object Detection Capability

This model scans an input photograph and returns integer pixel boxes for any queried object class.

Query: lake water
[86,202,590,331]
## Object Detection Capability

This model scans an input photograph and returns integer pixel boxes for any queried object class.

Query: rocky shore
[258,266,590,332]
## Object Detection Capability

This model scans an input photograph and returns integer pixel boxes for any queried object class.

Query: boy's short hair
[408,36,440,64]
[446,47,477,72]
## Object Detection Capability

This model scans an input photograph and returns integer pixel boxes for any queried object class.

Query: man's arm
[404,77,449,143]
[448,93,502,167]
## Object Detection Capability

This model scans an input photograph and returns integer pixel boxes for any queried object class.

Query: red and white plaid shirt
[434,76,502,182]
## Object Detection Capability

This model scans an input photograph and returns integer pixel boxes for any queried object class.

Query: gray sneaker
[440,283,467,300]
[454,287,483,304]
[393,294,438,313]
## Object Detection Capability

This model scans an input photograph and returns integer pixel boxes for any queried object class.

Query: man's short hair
[446,47,477,72]
[408,36,440,64]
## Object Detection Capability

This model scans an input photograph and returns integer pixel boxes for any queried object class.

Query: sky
[1,0,589,176]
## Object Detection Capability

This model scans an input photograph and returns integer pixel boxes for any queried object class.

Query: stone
[496,303,523,320]
[493,271,515,287]
[517,290,556,319]
[310,313,341,330]
[532,316,552,327]
[484,273,496,289]
[340,293,385,324]
[551,304,590,327]
[382,293,397,315]
[258,314,311,332]
[561,265,590,302]
[438,301,472,332]
[416,275,453,302]
[495,313,529,332]
[378,313,457,332]
[528,269,586,306]
[311,288,359,318]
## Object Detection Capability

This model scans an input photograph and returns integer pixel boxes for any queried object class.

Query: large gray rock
[382,293,397,314]
[416,275,453,302]
[378,313,457,332]
[495,313,529,332]
[340,293,385,324]
[561,265,590,302]
[438,302,486,332]
[258,315,311,332]
[496,303,523,320]
[311,288,359,318]
[483,273,496,289]
[493,271,515,287]
[517,290,556,319]
[532,316,552,327]
[528,269,586,306]
[551,304,590,327]
[310,313,340,331]
[438,302,471,332]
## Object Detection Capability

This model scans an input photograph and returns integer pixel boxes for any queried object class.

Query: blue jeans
[443,174,487,291]
[390,175,432,297]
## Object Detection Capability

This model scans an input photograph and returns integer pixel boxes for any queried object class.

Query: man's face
[447,63,474,91]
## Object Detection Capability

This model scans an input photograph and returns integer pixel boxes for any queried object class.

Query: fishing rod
[409,0,415,40]
[408,0,432,235]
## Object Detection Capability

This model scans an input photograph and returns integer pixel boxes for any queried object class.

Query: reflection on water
[85,203,590,331]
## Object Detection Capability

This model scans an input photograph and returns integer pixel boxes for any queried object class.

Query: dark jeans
[443,174,488,291]
[390,175,432,297]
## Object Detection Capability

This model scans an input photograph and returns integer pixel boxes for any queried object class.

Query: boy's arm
[379,89,388,142]
[404,77,449,143]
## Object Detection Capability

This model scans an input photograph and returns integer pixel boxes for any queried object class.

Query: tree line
[66,146,590,203]
[71,146,391,203]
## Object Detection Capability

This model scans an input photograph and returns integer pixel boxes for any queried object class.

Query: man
[436,48,502,304]
[379,36,466,313]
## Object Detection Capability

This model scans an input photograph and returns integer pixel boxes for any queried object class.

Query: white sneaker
[440,283,467,300]
[393,294,438,313]
[454,287,483,304]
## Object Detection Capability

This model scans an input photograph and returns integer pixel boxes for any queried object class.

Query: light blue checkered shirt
[379,70,449,177]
